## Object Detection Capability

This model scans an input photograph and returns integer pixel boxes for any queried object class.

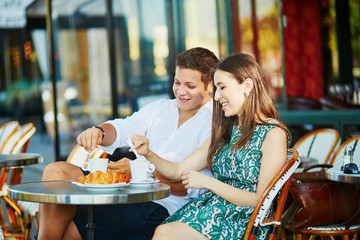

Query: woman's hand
[131,135,151,158]
[181,170,211,189]
[76,127,103,152]
[108,158,131,178]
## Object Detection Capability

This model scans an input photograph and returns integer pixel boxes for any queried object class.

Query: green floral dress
[163,122,289,240]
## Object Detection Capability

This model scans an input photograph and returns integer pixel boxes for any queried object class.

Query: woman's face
[173,67,212,114]
[214,70,248,118]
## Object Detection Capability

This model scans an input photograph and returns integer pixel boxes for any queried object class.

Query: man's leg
[73,202,169,240]
[38,162,84,240]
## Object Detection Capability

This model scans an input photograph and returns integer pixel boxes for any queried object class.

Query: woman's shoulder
[255,119,291,146]
[265,118,279,124]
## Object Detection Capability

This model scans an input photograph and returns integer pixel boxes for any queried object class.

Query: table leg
[86,205,95,240]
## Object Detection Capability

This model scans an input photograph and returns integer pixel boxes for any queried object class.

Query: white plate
[72,181,129,190]
[130,178,159,187]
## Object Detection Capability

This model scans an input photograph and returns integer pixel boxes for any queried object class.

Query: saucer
[130,178,159,187]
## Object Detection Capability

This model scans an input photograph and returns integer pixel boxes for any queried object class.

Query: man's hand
[108,158,131,178]
[77,127,103,152]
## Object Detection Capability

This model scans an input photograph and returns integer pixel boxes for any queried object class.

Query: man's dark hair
[176,47,219,88]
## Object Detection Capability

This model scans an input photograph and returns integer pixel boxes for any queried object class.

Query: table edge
[8,180,170,205]
[325,168,360,184]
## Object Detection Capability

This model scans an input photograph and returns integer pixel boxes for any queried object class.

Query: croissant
[77,171,130,184]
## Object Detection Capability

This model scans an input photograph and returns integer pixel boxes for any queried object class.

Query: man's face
[172,67,212,114]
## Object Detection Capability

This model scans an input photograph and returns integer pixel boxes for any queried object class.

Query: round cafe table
[8,180,170,240]
[0,153,43,168]
[325,167,360,184]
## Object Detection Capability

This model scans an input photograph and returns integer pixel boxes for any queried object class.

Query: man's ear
[244,78,254,95]
[206,82,214,96]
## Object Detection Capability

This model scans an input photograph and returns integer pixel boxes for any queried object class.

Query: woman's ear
[244,78,254,96]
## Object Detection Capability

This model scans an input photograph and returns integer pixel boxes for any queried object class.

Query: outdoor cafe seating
[2,118,360,240]
[283,134,360,240]
[244,148,300,240]
[293,128,340,168]
[0,121,37,238]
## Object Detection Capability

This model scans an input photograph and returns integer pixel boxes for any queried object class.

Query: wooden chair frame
[243,148,300,240]
[290,225,360,240]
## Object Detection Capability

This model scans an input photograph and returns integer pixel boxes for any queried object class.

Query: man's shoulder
[196,100,213,118]
[137,98,174,114]
[143,98,175,108]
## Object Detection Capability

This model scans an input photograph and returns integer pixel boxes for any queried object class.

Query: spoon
[127,139,146,161]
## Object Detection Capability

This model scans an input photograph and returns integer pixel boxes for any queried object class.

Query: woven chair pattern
[0,122,36,239]
[243,148,300,240]
[293,128,340,165]
[0,121,19,151]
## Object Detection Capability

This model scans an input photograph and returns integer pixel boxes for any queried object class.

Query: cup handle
[81,162,90,171]
[147,163,155,178]
[147,163,155,173]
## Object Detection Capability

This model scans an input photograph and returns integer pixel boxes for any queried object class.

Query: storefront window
[350,0,360,93]
[0,29,45,121]
[182,0,219,56]
[113,0,170,111]
[49,0,172,158]
[238,0,283,100]
[49,0,111,156]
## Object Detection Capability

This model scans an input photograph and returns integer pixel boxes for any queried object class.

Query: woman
[132,53,290,240]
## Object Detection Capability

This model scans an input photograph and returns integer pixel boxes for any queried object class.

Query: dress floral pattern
[163,122,289,239]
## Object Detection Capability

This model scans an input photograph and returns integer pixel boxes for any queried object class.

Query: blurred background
[1,0,360,161]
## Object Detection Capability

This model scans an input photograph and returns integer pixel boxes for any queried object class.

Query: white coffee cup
[81,158,109,173]
[130,160,155,182]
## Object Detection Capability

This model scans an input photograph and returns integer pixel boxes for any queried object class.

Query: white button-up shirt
[102,98,213,214]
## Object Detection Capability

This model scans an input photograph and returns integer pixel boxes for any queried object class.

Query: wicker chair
[0,123,36,238]
[243,148,300,240]
[293,128,340,167]
[286,135,360,240]
[0,121,19,151]
[329,134,360,169]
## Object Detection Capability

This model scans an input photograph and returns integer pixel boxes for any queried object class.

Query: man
[38,47,218,240]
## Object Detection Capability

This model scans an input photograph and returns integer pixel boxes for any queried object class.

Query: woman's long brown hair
[207,53,288,171]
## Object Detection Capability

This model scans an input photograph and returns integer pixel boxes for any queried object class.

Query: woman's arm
[132,135,210,181]
[153,171,187,196]
[108,158,187,195]
[181,127,288,206]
